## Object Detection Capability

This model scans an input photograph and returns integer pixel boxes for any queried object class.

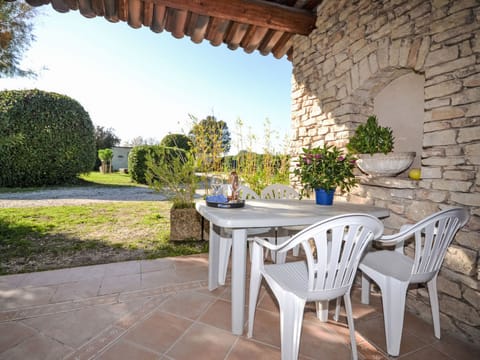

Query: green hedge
[128,145,188,184]
[0,89,96,187]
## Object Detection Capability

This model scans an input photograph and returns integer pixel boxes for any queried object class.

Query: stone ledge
[358,175,418,189]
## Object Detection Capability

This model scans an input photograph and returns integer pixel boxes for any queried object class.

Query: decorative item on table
[228,170,239,201]
[205,171,245,208]
[293,144,357,205]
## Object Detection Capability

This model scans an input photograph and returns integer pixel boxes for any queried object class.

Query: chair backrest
[280,214,384,294]
[261,184,299,200]
[238,185,259,200]
[387,207,469,282]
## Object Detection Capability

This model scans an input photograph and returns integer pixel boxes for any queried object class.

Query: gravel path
[0,186,168,208]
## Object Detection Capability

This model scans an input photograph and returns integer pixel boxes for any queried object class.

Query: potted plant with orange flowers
[293,144,357,205]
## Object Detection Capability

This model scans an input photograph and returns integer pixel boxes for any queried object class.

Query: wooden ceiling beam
[145,0,316,35]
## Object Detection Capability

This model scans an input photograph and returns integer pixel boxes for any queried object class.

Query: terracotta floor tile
[50,277,103,302]
[198,298,234,332]
[103,261,141,277]
[0,273,27,290]
[157,290,215,320]
[97,339,160,360]
[166,322,237,360]
[247,308,281,348]
[0,332,72,360]
[0,286,56,310]
[397,344,454,360]
[299,320,353,359]
[355,315,429,356]
[22,305,120,348]
[140,258,175,273]
[122,310,192,353]
[19,268,73,287]
[99,273,142,295]
[140,268,182,289]
[227,337,281,360]
[0,322,36,353]
[431,334,480,360]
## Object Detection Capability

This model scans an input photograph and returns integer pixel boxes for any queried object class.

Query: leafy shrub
[347,115,394,155]
[0,89,96,187]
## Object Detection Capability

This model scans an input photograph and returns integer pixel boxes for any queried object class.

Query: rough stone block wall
[291,0,479,344]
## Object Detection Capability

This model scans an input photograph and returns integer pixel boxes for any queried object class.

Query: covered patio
[0,254,478,359]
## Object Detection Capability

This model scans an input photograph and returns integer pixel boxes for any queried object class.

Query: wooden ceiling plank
[189,14,209,44]
[144,0,315,35]
[51,0,70,12]
[104,0,119,22]
[150,4,166,33]
[62,0,79,10]
[127,0,143,28]
[206,17,230,47]
[258,29,283,56]
[242,25,268,53]
[225,22,248,49]
[90,0,105,16]
[272,31,293,59]
[117,0,128,22]
[142,1,154,27]
[78,0,96,18]
[172,9,188,38]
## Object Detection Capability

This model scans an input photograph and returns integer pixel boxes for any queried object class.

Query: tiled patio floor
[0,253,478,360]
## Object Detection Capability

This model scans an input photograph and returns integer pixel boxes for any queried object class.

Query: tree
[160,133,192,151]
[98,148,113,173]
[189,115,231,154]
[94,126,120,150]
[0,1,37,78]
[125,136,159,146]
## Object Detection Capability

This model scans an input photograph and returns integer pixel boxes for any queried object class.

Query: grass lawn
[0,172,208,275]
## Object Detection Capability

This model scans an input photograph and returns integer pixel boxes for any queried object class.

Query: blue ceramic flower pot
[315,188,335,205]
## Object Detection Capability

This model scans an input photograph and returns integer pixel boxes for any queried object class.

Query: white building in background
[111,146,132,172]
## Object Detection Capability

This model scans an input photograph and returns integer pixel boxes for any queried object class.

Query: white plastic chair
[248,214,384,360]
[216,185,272,285]
[261,183,300,200]
[359,207,469,356]
[260,184,302,263]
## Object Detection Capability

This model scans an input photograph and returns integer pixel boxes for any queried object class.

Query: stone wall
[291,0,479,344]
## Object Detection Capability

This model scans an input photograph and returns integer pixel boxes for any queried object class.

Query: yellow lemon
[408,168,421,180]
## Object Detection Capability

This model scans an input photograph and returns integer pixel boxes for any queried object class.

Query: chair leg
[276,291,306,360]
[315,300,329,322]
[247,244,264,338]
[334,297,342,322]
[344,294,358,360]
[218,236,232,285]
[361,273,371,305]
[427,275,441,339]
[380,279,409,357]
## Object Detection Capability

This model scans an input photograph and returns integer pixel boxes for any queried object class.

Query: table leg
[208,222,220,291]
[231,228,247,335]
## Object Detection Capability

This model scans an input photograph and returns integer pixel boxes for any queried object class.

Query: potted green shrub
[145,147,206,241]
[347,115,415,177]
[293,144,357,205]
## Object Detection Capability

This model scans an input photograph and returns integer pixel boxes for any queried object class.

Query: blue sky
[1,5,293,153]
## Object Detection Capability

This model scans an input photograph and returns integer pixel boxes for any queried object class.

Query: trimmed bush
[128,145,188,184]
[0,89,96,187]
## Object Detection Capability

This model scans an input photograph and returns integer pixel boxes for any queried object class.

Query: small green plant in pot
[293,144,357,205]
[347,115,415,177]
[347,115,394,155]
[146,147,205,241]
